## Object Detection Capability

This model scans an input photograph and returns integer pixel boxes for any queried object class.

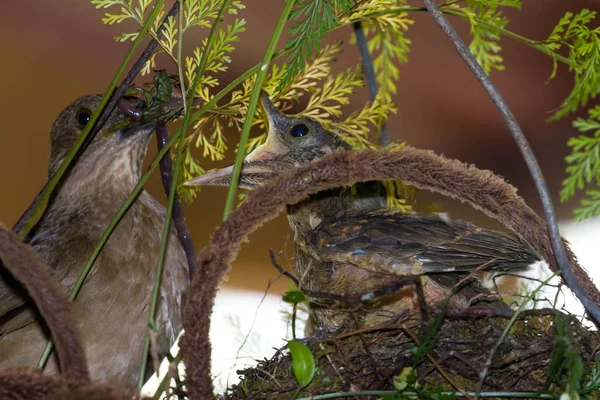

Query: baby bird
[0,95,189,388]
[186,91,540,332]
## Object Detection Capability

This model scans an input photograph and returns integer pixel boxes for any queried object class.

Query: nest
[3,146,600,399]
[228,309,597,399]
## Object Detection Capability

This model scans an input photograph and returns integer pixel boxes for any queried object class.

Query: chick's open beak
[184,90,286,189]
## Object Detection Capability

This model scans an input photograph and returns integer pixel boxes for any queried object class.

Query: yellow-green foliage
[91,0,600,220]
[342,0,414,103]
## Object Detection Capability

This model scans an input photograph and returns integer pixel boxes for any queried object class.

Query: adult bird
[186,91,540,331]
[0,95,189,388]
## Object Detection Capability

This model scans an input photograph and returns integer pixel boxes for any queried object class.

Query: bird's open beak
[185,90,286,189]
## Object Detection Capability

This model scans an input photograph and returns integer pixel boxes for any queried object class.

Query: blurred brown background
[1,1,598,295]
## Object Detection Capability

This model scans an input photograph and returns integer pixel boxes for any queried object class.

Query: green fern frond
[344,0,414,102]
[183,0,244,30]
[331,96,396,148]
[184,18,246,92]
[560,105,600,221]
[301,66,364,121]
[180,145,205,203]
[93,0,163,31]
[574,190,600,222]
[561,105,600,200]
[218,42,344,137]
[277,0,353,91]
[448,0,521,74]
[93,0,244,59]
[543,9,600,121]
[158,15,178,57]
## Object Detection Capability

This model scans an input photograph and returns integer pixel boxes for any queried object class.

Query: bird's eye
[76,109,92,129]
[290,123,309,138]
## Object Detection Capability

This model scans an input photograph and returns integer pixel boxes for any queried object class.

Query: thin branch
[12,1,180,237]
[422,0,600,327]
[155,124,196,279]
[352,21,388,146]
[221,0,296,221]
[348,7,573,68]
[36,1,168,370]
[138,0,232,388]
[268,249,300,285]
[403,324,473,400]
[0,226,88,383]
[473,272,559,399]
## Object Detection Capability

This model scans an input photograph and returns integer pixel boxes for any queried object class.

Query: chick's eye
[76,109,92,129]
[290,123,309,138]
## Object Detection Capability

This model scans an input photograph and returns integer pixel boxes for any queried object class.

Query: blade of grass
[34,35,286,382]
[36,0,165,369]
[221,0,296,221]
[474,272,559,399]
[137,0,233,388]
[423,0,600,329]
[11,1,180,236]
[19,0,164,240]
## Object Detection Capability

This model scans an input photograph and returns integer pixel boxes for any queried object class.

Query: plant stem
[474,272,558,399]
[137,0,232,389]
[18,1,164,240]
[221,0,296,221]
[296,391,555,399]
[153,350,183,399]
[352,21,388,146]
[422,0,600,330]
[349,6,573,68]
[36,0,165,369]
[154,1,197,281]
[12,2,180,237]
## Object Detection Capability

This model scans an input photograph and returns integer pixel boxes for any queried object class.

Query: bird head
[185,91,350,189]
[48,95,157,195]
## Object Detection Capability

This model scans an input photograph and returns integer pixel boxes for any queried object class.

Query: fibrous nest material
[1,146,599,399]
[227,309,597,399]
[182,146,599,398]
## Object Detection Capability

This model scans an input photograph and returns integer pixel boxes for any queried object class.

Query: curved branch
[155,124,196,279]
[0,224,88,383]
[12,1,181,236]
[181,146,600,399]
[422,0,600,326]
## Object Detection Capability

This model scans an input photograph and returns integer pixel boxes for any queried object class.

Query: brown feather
[0,95,188,388]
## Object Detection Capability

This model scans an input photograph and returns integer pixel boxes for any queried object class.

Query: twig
[36,1,168,370]
[221,0,296,221]
[268,250,428,321]
[352,21,388,146]
[226,273,281,389]
[149,329,160,376]
[402,325,473,400]
[422,0,600,326]
[322,320,410,342]
[138,0,230,388]
[474,272,559,400]
[296,391,554,399]
[12,1,180,237]
[455,258,497,288]
[269,249,300,285]
[155,124,196,280]
[0,225,89,383]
